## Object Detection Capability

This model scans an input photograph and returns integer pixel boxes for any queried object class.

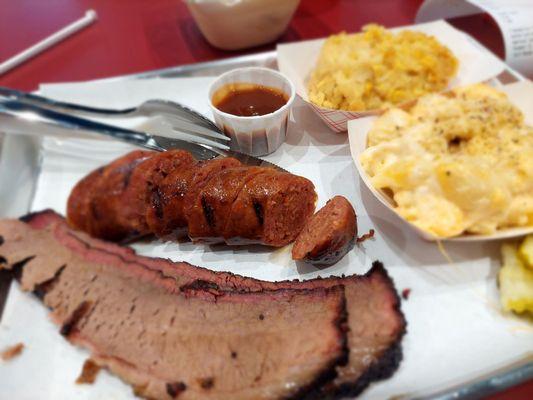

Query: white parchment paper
[0,77,531,400]
[417,0,533,78]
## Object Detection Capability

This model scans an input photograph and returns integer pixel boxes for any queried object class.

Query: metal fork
[0,98,286,172]
[0,86,230,149]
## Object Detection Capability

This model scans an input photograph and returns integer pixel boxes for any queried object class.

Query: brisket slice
[0,215,348,400]
[10,210,406,398]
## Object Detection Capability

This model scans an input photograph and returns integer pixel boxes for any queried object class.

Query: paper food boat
[277,20,506,133]
[347,80,533,242]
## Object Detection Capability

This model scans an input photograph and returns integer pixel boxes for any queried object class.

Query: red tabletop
[0,0,531,398]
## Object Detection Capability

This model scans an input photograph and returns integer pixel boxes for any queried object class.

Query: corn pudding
[308,25,458,111]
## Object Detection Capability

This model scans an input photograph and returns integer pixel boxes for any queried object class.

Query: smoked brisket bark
[0,216,348,400]
[10,210,406,399]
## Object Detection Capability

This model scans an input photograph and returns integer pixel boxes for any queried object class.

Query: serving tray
[0,42,532,399]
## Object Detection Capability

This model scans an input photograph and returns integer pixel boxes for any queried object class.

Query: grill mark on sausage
[33,264,66,300]
[201,196,215,228]
[0,235,4,246]
[252,200,264,226]
[118,157,147,189]
[0,256,6,265]
[166,381,187,398]
[151,188,164,220]
[60,300,93,337]
[90,200,101,221]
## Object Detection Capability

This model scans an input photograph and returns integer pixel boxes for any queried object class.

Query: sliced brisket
[0,214,347,400]
[4,210,406,399]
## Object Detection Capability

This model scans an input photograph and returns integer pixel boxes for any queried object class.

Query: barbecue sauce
[213,83,288,117]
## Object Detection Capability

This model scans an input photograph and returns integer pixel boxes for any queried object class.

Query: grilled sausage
[68,150,153,241]
[145,152,197,239]
[183,157,242,241]
[67,151,318,248]
[66,167,105,234]
[68,150,202,241]
[224,170,317,246]
[292,196,357,266]
[187,166,268,243]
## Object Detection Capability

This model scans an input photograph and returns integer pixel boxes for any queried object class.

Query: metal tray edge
[1,33,531,400]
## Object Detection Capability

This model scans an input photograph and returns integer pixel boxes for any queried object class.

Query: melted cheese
[360,84,533,238]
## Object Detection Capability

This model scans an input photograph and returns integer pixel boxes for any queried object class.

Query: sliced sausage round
[292,196,357,266]
[224,170,317,247]
[183,157,242,242]
[188,166,268,243]
[69,150,153,241]
[89,150,190,241]
[145,156,197,240]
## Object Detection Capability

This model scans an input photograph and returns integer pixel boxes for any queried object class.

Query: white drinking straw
[0,10,98,76]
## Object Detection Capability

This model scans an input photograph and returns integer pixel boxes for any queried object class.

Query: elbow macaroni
[360,84,533,238]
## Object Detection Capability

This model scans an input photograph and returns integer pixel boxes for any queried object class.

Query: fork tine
[169,129,230,150]
[139,115,230,147]
[144,100,221,131]
[143,122,230,150]
[159,113,230,140]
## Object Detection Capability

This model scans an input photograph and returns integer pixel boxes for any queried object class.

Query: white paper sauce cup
[208,67,296,156]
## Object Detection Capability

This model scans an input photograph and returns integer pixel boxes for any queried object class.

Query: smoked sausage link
[67,151,317,247]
